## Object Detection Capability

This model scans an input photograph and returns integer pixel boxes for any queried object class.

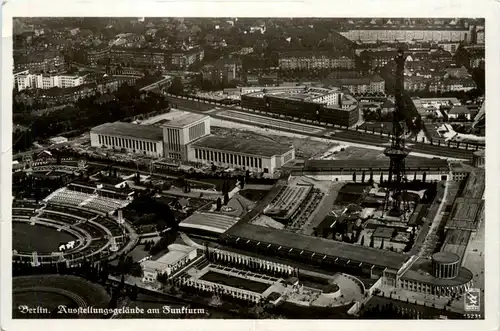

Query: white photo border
[1,1,499,330]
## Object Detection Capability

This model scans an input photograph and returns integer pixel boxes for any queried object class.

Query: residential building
[404,76,430,92]
[428,77,476,93]
[476,29,485,44]
[15,72,86,91]
[246,74,259,85]
[438,42,461,55]
[444,66,471,79]
[381,99,396,113]
[110,46,167,67]
[13,69,29,88]
[105,66,144,76]
[36,83,99,103]
[338,21,472,43]
[429,49,454,62]
[95,93,117,105]
[325,74,386,94]
[85,45,111,65]
[95,76,138,94]
[14,50,65,73]
[454,45,485,69]
[279,51,356,70]
[354,45,398,56]
[201,58,243,85]
[232,47,254,56]
[360,50,398,68]
[169,46,204,69]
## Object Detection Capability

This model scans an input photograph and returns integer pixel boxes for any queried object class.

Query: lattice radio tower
[383,49,410,217]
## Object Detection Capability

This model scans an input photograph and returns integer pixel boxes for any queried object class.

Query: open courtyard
[200,271,271,294]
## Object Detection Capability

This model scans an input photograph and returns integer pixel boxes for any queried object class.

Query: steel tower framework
[384,50,410,216]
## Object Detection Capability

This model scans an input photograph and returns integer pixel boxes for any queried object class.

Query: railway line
[167,95,476,160]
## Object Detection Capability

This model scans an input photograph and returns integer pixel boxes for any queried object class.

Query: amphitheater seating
[78,222,107,238]
[45,205,97,219]
[46,188,128,214]
[13,200,40,209]
[84,196,126,214]
[266,185,314,220]
[12,209,36,217]
[13,275,109,308]
[38,212,80,224]
[288,190,324,230]
[88,238,108,250]
[98,218,123,236]
[48,190,89,207]
[13,198,131,265]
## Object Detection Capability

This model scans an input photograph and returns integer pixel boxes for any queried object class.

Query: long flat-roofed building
[241,86,359,127]
[90,113,296,174]
[189,135,295,175]
[445,197,484,231]
[90,122,164,157]
[338,21,472,43]
[291,158,450,182]
[179,212,240,236]
[222,223,474,296]
[278,50,356,70]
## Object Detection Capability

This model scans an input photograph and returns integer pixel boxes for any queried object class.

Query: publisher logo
[464,288,480,311]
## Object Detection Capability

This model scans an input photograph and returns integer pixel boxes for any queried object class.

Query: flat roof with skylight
[91,122,163,141]
[191,135,294,158]
[162,113,209,128]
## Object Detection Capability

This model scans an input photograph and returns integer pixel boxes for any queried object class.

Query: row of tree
[12,84,169,153]
[123,194,176,231]
[361,302,421,319]
[13,258,110,284]
[352,171,429,184]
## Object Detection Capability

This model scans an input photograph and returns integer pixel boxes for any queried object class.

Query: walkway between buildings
[418,179,452,257]
[106,214,139,262]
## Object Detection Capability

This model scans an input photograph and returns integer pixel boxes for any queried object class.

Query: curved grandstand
[13,158,139,266]
[13,275,110,318]
[44,183,132,214]
[12,198,136,266]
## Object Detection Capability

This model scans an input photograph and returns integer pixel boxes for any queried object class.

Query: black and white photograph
[1,1,499,330]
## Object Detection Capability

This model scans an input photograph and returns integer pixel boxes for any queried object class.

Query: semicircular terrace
[13,274,110,318]
[12,200,135,265]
